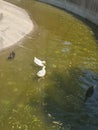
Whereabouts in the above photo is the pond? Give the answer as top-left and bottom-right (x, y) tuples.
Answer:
(0, 0), (98, 130)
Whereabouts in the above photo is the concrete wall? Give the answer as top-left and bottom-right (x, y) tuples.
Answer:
(38, 0), (98, 25)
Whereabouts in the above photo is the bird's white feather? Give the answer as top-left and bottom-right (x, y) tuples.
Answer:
(37, 66), (46, 77)
(34, 57), (46, 67)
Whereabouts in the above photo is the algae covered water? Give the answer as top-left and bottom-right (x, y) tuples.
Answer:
(0, 0), (98, 130)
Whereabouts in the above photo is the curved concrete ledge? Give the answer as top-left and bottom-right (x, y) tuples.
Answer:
(0, 0), (34, 50)
(38, 0), (98, 25)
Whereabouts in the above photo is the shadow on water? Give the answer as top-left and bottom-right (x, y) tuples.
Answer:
(70, 14), (98, 43)
(36, 0), (98, 42)
(40, 68), (98, 130)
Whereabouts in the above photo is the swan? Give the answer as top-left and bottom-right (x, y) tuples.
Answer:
(34, 57), (46, 67)
(37, 66), (46, 77)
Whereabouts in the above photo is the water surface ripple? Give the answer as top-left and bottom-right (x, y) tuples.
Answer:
(0, 0), (98, 130)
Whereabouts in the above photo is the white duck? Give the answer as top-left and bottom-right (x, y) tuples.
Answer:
(37, 66), (46, 77)
(34, 57), (46, 67)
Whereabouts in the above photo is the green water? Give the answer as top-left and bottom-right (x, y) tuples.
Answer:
(0, 0), (98, 130)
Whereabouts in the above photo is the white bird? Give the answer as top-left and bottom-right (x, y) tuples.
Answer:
(37, 66), (46, 77)
(34, 57), (46, 67)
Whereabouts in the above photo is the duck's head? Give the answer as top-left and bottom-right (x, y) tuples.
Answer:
(42, 61), (46, 64)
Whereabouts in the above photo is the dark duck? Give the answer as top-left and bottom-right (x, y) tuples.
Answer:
(84, 86), (95, 102)
(8, 51), (15, 60)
